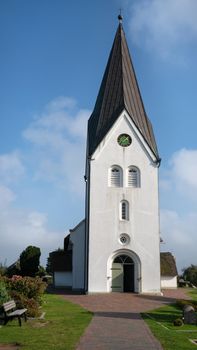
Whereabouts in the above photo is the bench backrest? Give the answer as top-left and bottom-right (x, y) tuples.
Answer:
(3, 300), (16, 312)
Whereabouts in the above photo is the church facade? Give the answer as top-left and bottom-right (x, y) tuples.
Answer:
(50, 20), (174, 294)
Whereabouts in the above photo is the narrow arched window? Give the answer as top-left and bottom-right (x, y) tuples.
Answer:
(127, 166), (140, 188)
(109, 166), (122, 187)
(120, 200), (129, 220)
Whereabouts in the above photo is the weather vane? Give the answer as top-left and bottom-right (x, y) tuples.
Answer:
(118, 8), (123, 23)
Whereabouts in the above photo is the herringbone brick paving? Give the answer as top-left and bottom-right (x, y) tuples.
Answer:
(61, 289), (190, 350)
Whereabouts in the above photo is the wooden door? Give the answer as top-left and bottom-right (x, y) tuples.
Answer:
(111, 263), (123, 292)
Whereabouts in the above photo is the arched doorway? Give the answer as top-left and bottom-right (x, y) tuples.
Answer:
(111, 255), (134, 292)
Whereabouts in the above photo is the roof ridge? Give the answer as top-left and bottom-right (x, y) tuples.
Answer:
(120, 25), (159, 158)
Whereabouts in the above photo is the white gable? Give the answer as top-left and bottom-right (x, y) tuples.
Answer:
(92, 110), (158, 164)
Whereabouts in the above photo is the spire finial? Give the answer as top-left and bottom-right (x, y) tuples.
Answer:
(118, 9), (123, 23)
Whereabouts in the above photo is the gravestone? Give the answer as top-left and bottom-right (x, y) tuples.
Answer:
(183, 305), (196, 325)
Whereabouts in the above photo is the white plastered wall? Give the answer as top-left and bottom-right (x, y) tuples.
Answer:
(54, 272), (72, 287)
(87, 110), (161, 294)
(161, 276), (177, 289)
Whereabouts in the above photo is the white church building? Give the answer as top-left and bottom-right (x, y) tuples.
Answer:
(50, 18), (177, 294)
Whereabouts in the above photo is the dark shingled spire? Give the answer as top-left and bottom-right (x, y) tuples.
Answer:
(88, 23), (159, 159)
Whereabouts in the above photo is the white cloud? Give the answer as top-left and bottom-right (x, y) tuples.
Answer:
(160, 148), (197, 271)
(161, 148), (197, 201)
(46, 96), (76, 112)
(170, 148), (197, 191)
(161, 209), (197, 271)
(0, 197), (64, 266)
(159, 178), (171, 191)
(0, 96), (89, 266)
(23, 96), (90, 195)
(0, 179), (64, 267)
(0, 185), (16, 209)
(25, 96), (88, 140)
(129, 0), (197, 60)
(0, 151), (25, 184)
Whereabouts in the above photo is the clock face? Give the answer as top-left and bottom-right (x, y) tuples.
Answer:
(117, 134), (132, 147)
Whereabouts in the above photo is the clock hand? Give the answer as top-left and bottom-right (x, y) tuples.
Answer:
(122, 136), (129, 143)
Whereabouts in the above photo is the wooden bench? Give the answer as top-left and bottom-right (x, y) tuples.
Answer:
(3, 300), (27, 326)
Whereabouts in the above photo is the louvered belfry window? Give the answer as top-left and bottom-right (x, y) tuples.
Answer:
(110, 166), (122, 187)
(127, 166), (140, 188)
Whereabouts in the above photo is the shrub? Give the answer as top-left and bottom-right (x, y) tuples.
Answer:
(176, 299), (197, 311)
(6, 275), (46, 303)
(182, 264), (197, 286)
(173, 318), (183, 327)
(0, 280), (10, 307)
(3, 275), (46, 317)
(10, 290), (40, 317)
(23, 298), (40, 317)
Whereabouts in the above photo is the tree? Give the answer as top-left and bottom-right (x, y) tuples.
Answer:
(6, 260), (21, 277)
(0, 260), (7, 276)
(20, 246), (41, 277)
(182, 264), (197, 286)
(46, 255), (52, 274)
(36, 265), (46, 277)
(46, 248), (63, 274)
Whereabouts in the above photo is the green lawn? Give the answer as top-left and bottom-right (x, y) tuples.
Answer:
(142, 289), (197, 350)
(189, 289), (197, 301)
(0, 293), (92, 350)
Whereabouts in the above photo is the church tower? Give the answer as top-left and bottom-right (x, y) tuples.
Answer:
(85, 18), (161, 294)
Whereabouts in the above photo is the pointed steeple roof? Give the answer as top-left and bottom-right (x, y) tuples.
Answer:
(88, 22), (159, 159)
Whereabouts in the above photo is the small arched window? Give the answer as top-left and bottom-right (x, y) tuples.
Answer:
(127, 166), (140, 188)
(120, 200), (129, 220)
(109, 166), (122, 187)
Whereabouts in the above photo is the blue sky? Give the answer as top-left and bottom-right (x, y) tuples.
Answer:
(0, 0), (197, 272)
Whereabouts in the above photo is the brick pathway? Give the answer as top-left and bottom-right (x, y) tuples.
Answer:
(61, 289), (190, 350)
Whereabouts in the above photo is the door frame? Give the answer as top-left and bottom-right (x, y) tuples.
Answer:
(107, 249), (141, 293)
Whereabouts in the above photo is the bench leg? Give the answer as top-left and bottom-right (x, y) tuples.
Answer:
(24, 313), (27, 322)
(18, 316), (22, 327)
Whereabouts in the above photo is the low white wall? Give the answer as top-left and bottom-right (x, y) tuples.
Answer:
(161, 276), (177, 289)
(54, 272), (72, 287)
